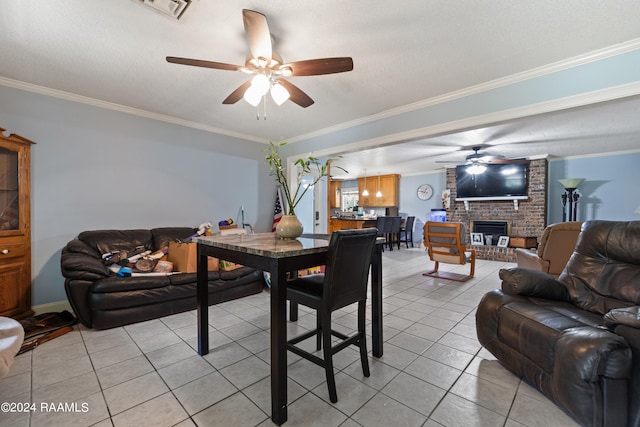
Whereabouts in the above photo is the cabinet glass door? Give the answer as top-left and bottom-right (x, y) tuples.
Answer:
(0, 147), (19, 231)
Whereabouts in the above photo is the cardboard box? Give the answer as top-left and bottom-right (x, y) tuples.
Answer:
(219, 224), (238, 230)
(167, 242), (219, 273)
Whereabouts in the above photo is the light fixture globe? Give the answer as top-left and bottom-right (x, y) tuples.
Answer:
(243, 86), (262, 106)
(362, 169), (369, 196)
(467, 164), (487, 175)
(250, 73), (270, 96)
(270, 82), (290, 106)
(558, 178), (585, 190)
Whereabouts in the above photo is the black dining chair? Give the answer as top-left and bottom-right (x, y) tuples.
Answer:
(286, 228), (377, 403)
(375, 216), (389, 251)
(379, 216), (395, 251)
(399, 216), (416, 248)
(388, 216), (402, 250)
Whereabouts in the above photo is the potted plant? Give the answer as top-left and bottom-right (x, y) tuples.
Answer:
(265, 141), (341, 238)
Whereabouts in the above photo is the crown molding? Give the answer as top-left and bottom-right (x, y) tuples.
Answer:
(2, 38), (639, 147)
(308, 80), (640, 160)
(0, 76), (265, 143)
(288, 38), (640, 144)
(549, 147), (640, 162)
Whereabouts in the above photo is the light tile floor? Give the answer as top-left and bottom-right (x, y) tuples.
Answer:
(0, 247), (580, 427)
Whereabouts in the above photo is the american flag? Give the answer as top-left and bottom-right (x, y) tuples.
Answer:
(272, 187), (284, 231)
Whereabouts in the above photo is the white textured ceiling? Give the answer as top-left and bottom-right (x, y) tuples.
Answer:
(1, 0), (640, 176)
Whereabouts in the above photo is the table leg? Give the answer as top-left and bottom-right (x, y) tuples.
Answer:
(289, 302), (299, 321)
(270, 262), (288, 425)
(196, 246), (209, 356)
(371, 243), (383, 357)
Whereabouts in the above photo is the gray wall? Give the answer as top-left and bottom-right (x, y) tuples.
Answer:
(1, 85), (274, 305)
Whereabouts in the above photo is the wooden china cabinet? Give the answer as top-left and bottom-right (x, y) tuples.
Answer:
(0, 128), (35, 319)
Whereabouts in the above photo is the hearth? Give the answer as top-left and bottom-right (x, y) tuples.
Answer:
(472, 221), (510, 245)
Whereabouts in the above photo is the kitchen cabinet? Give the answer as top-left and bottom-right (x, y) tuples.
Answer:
(0, 128), (35, 319)
(358, 174), (400, 207)
(329, 180), (341, 208)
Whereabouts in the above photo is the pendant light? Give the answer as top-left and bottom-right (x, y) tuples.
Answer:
(376, 172), (382, 198)
(362, 169), (369, 197)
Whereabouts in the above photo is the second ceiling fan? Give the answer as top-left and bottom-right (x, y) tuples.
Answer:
(166, 9), (353, 108)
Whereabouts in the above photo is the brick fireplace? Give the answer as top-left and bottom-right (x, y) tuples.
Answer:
(446, 158), (548, 262)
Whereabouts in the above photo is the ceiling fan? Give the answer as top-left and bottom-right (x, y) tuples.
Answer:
(437, 146), (506, 165)
(166, 9), (353, 108)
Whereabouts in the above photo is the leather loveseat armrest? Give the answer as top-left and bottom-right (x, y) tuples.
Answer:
(61, 239), (110, 280)
(514, 248), (549, 273)
(604, 306), (640, 329)
(499, 267), (570, 301)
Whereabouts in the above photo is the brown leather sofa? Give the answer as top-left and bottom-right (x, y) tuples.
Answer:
(61, 227), (265, 329)
(476, 220), (640, 427)
(514, 221), (582, 278)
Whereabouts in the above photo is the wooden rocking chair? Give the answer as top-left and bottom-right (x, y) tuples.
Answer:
(423, 221), (476, 282)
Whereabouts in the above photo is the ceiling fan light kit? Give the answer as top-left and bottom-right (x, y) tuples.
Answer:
(166, 9), (353, 113)
(466, 163), (487, 175)
(270, 83), (290, 106)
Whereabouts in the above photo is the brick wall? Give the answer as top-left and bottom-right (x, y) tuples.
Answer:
(445, 158), (548, 261)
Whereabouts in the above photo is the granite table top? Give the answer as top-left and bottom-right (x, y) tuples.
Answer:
(194, 232), (330, 259)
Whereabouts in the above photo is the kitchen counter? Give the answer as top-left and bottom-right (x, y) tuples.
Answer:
(329, 217), (377, 233)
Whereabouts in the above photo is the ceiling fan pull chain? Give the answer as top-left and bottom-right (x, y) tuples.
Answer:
(263, 95), (267, 120)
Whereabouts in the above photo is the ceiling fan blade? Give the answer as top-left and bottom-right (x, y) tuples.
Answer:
(278, 79), (314, 108)
(166, 56), (241, 71)
(222, 81), (252, 104)
(243, 9), (272, 61)
(282, 57), (354, 76)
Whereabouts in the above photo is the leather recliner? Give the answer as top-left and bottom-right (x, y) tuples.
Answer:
(476, 220), (640, 427)
(514, 221), (583, 278)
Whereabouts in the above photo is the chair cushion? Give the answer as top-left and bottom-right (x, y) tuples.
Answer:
(561, 220), (640, 314)
(287, 274), (324, 297)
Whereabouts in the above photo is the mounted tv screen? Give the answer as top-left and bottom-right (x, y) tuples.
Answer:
(455, 162), (529, 199)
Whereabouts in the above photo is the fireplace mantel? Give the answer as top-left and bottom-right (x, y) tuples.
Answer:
(445, 158), (548, 262)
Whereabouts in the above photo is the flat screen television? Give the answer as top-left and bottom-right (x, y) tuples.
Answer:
(455, 162), (529, 200)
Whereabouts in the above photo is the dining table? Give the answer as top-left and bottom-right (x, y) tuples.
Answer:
(194, 232), (384, 425)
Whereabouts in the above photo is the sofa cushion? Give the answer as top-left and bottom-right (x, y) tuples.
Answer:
(78, 229), (153, 256)
(496, 296), (604, 373)
(91, 275), (172, 293)
(150, 227), (196, 250)
(561, 220), (640, 314)
(91, 283), (189, 311)
(168, 267), (262, 285)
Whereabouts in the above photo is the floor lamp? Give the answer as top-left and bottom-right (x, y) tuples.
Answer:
(559, 178), (585, 222)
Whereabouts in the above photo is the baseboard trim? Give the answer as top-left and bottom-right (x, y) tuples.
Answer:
(32, 300), (73, 316)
